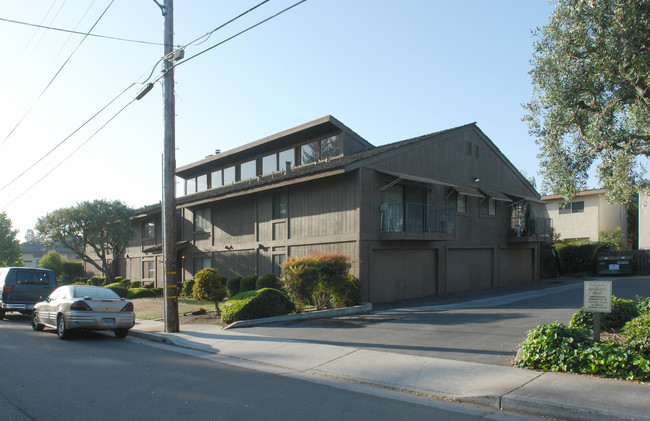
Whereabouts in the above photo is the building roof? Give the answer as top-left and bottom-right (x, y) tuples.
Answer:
(542, 189), (610, 201)
(21, 241), (75, 255)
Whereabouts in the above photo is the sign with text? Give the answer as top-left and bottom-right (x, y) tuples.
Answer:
(583, 281), (612, 313)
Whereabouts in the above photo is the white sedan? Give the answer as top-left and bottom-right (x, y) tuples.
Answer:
(32, 285), (135, 339)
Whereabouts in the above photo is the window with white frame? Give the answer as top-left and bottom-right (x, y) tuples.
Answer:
(143, 260), (155, 279)
(193, 207), (211, 232)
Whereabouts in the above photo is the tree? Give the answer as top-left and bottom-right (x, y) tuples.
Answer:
(191, 268), (227, 311)
(524, 0), (650, 203)
(35, 200), (135, 283)
(0, 212), (22, 267)
(24, 229), (36, 242)
(38, 250), (64, 278)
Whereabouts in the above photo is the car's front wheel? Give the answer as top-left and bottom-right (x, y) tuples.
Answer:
(114, 328), (129, 339)
(0, 309), (5, 320)
(57, 316), (70, 340)
(32, 312), (44, 331)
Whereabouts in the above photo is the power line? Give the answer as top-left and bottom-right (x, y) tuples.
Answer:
(0, 16), (167, 47)
(0, 97), (139, 211)
(0, 0), (116, 149)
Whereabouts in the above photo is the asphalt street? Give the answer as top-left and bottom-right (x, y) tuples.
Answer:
(234, 276), (650, 365)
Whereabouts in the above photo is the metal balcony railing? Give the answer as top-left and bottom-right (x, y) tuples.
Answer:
(509, 216), (552, 241)
(380, 202), (456, 234)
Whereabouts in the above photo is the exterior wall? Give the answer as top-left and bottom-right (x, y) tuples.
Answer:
(640, 191), (650, 250)
(544, 191), (627, 242)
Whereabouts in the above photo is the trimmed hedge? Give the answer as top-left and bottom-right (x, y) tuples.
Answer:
(240, 275), (258, 293)
(105, 283), (128, 298)
(255, 272), (279, 290)
(127, 287), (159, 299)
(555, 241), (609, 274)
(226, 277), (242, 297)
(221, 288), (295, 324)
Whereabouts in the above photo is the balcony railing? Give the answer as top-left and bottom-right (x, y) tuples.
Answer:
(509, 216), (552, 242)
(380, 202), (456, 235)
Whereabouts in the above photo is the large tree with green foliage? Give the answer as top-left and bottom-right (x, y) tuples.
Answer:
(0, 212), (22, 267)
(35, 200), (135, 283)
(524, 0), (650, 203)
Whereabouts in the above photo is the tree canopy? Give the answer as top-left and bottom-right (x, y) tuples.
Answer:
(35, 200), (135, 283)
(524, 0), (650, 203)
(0, 211), (22, 267)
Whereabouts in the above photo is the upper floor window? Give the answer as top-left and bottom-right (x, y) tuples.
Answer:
(480, 198), (496, 216)
(193, 207), (211, 232)
(223, 166), (236, 185)
(321, 135), (342, 159)
(262, 154), (277, 174)
(559, 201), (584, 214)
(240, 159), (257, 180)
(143, 221), (155, 240)
(278, 149), (294, 171)
(197, 174), (208, 192)
(301, 141), (319, 164)
(186, 178), (196, 195)
(273, 191), (288, 219)
(456, 193), (467, 214)
(211, 170), (223, 188)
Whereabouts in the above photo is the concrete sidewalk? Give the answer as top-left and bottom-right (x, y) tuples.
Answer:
(130, 318), (650, 421)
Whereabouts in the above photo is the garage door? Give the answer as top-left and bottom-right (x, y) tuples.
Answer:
(499, 248), (533, 286)
(369, 249), (437, 303)
(446, 248), (493, 293)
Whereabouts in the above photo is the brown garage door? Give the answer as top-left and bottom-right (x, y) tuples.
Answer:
(369, 249), (437, 303)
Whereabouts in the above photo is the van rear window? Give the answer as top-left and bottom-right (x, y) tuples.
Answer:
(16, 271), (51, 285)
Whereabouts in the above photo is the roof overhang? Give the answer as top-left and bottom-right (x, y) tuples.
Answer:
(480, 188), (513, 202)
(376, 170), (456, 191)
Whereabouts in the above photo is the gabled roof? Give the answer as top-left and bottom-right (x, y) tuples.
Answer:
(542, 189), (610, 201)
(21, 241), (75, 255)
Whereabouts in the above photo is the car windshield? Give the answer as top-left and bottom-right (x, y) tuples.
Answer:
(72, 286), (120, 299)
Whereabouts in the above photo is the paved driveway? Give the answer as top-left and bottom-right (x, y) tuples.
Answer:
(237, 276), (650, 366)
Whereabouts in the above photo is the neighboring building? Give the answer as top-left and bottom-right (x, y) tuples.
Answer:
(639, 191), (650, 250)
(542, 189), (627, 242)
(21, 241), (83, 268)
(120, 116), (550, 303)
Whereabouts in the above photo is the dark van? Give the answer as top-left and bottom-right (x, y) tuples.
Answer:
(0, 267), (57, 319)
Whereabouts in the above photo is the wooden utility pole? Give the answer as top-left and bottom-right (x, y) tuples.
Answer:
(161, 0), (179, 332)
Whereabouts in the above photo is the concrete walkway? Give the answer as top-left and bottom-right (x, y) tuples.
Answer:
(131, 317), (650, 421)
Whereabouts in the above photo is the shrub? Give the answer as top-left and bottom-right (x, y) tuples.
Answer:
(514, 322), (593, 372)
(226, 277), (242, 297)
(88, 276), (105, 286)
(622, 314), (650, 353)
(279, 252), (358, 310)
(637, 296), (650, 316)
(130, 280), (142, 288)
(221, 288), (295, 324)
(104, 283), (128, 298)
(256, 273), (279, 290)
(61, 262), (83, 284)
(182, 279), (195, 297)
(569, 296), (639, 331)
(127, 287), (159, 299)
(192, 268), (227, 308)
(38, 250), (64, 277)
(240, 275), (258, 293)
(555, 241), (609, 274)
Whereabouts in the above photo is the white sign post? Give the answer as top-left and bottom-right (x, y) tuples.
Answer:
(583, 281), (612, 341)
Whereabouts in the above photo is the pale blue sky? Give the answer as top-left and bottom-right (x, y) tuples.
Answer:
(0, 0), (563, 237)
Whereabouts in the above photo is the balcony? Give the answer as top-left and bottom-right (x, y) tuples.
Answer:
(379, 203), (456, 240)
(508, 216), (552, 243)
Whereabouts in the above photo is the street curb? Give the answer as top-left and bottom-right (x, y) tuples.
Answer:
(223, 302), (373, 329)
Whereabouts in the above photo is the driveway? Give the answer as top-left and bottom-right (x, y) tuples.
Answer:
(236, 276), (650, 366)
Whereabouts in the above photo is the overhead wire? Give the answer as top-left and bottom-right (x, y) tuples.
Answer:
(0, 16), (169, 47)
(1, 0), (311, 208)
(0, 0), (116, 148)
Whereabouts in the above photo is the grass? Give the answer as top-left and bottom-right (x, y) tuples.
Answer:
(132, 297), (215, 320)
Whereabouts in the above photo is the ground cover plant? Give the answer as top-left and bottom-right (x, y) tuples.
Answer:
(220, 288), (295, 324)
(514, 296), (650, 381)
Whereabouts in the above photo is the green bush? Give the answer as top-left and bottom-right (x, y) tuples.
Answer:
(104, 283), (128, 298)
(622, 314), (650, 353)
(226, 277), (242, 297)
(127, 287), (159, 299)
(88, 276), (105, 286)
(240, 275), (258, 293)
(130, 280), (142, 288)
(182, 279), (194, 296)
(60, 262), (83, 284)
(256, 273), (279, 290)
(636, 296), (650, 316)
(221, 288), (295, 324)
(192, 268), (227, 308)
(279, 252), (358, 310)
(569, 296), (639, 331)
(555, 241), (609, 274)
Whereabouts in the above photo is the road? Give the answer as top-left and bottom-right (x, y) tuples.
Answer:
(0, 316), (538, 421)
(237, 276), (650, 366)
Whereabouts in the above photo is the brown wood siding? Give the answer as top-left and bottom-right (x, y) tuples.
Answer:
(446, 248), (493, 293)
(213, 197), (256, 245)
(213, 249), (256, 278)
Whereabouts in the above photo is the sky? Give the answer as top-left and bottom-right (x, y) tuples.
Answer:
(0, 0), (569, 240)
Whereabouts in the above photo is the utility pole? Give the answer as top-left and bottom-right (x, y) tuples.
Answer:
(161, 0), (179, 332)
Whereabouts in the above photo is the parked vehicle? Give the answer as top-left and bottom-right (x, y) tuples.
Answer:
(0, 267), (57, 319)
(32, 285), (135, 340)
